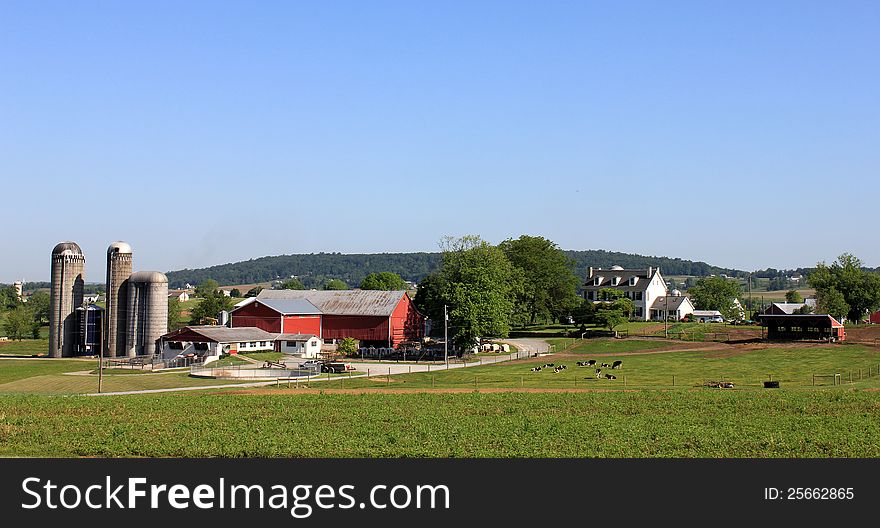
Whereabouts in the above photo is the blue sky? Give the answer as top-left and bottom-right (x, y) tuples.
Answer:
(1, 1), (878, 282)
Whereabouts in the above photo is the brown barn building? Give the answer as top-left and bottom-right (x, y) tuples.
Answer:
(231, 290), (424, 347)
(761, 314), (846, 342)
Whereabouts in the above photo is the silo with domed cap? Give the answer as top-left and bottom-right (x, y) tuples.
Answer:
(105, 241), (133, 358)
(49, 242), (85, 358)
(126, 271), (168, 356)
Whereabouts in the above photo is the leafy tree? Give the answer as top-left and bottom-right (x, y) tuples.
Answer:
(413, 272), (446, 328)
(194, 279), (219, 298)
(598, 288), (625, 301)
(337, 337), (358, 355)
(26, 291), (51, 324)
(808, 254), (880, 322)
(281, 278), (306, 290)
(0, 285), (22, 311)
(594, 309), (627, 332)
(4, 306), (38, 340)
(498, 235), (581, 325)
(245, 286), (263, 297)
(168, 298), (183, 331)
(324, 279), (348, 290)
(433, 236), (522, 349)
(795, 304), (814, 315)
(189, 293), (235, 325)
(229, 288), (241, 298)
(688, 276), (742, 315)
(816, 287), (849, 322)
(572, 298), (596, 326)
(785, 290), (803, 303)
(360, 272), (407, 291)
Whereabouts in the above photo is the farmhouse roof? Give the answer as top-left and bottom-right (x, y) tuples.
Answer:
(650, 296), (693, 310)
(275, 333), (318, 341)
(162, 326), (276, 343)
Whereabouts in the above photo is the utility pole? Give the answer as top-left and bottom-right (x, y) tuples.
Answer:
(748, 272), (753, 319)
(444, 304), (448, 367)
(664, 294), (669, 339)
(97, 306), (103, 394)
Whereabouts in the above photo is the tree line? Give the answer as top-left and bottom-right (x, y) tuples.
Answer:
(163, 249), (743, 289)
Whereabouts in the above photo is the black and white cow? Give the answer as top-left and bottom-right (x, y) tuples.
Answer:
(612, 360), (622, 369)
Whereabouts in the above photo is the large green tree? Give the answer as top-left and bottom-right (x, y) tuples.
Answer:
(688, 276), (741, 316)
(413, 273), (446, 323)
(26, 291), (51, 324)
(281, 278), (306, 290)
(499, 235), (581, 325)
(429, 236), (522, 349)
(189, 292), (235, 325)
(785, 290), (803, 303)
(324, 279), (348, 290)
(4, 306), (38, 340)
(194, 279), (220, 298)
(360, 272), (407, 291)
(168, 298), (184, 331)
(816, 287), (848, 321)
(808, 254), (880, 322)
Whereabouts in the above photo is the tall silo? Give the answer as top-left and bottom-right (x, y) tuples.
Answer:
(49, 242), (85, 358)
(126, 271), (168, 357)
(105, 241), (133, 358)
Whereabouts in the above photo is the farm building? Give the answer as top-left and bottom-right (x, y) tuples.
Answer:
(764, 301), (815, 315)
(159, 326), (277, 362)
(761, 314), (845, 342)
(276, 334), (322, 357)
(231, 289), (424, 347)
(649, 296), (695, 321)
(691, 310), (724, 322)
(870, 311), (880, 324)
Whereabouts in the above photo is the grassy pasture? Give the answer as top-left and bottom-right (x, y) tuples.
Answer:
(2, 391), (880, 457)
(0, 338), (49, 356)
(329, 341), (880, 390)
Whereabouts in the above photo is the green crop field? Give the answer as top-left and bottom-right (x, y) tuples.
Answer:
(1, 390), (880, 457)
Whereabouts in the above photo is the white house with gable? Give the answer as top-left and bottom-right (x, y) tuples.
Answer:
(583, 266), (670, 321)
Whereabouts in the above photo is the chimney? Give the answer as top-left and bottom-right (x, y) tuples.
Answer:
(647, 266), (653, 277)
(588, 267), (593, 278)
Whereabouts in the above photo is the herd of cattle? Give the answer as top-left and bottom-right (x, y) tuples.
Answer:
(529, 359), (623, 380)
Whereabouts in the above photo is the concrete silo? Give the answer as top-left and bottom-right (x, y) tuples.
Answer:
(126, 271), (168, 356)
(49, 242), (85, 358)
(105, 241), (133, 358)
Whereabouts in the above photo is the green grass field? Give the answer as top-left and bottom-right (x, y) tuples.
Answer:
(329, 340), (880, 390)
(0, 338), (49, 356)
(0, 359), (248, 394)
(2, 390), (879, 457)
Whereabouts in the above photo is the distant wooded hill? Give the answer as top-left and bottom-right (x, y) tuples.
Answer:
(164, 250), (746, 289)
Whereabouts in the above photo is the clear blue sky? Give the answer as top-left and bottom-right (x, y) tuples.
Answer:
(2, 1), (878, 282)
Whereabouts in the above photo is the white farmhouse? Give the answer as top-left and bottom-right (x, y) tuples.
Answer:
(583, 266), (669, 321)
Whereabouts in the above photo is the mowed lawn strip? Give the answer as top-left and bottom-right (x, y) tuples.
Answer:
(2, 391), (880, 457)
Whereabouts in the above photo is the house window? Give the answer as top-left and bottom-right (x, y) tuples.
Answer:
(587, 291), (595, 300)
(310, 341), (318, 347)
(635, 292), (643, 300)
(594, 277), (601, 286)
(287, 341), (296, 346)
(629, 277), (637, 286)
(612, 277), (621, 286)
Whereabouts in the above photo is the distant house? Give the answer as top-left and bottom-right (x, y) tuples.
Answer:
(83, 293), (100, 304)
(649, 296), (695, 321)
(168, 290), (191, 302)
(584, 266), (668, 321)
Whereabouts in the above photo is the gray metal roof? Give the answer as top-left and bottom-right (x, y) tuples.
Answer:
(276, 333), (318, 341)
(770, 302), (807, 315)
(258, 289), (408, 316)
(167, 326), (276, 343)
(107, 241), (132, 254)
(258, 298), (322, 315)
(584, 268), (659, 290)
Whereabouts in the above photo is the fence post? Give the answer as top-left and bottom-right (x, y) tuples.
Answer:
(520, 376), (523, 388)
(432, 375), (435, 388)
(672, 375), (675, 387)
(812, 374), (815, 386)
(474, 376), (477, 388)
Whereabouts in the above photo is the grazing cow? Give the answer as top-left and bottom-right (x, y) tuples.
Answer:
(553, 366), (563, 373)
(576, 361), (585, 367)
(612, 360), (622, 369)
(587, 360), (596, 367)
(530, 366), (542, 372)
(605, 374), (616, 380)
(601, 363), (610, 368)
(595, 369), (602, 379)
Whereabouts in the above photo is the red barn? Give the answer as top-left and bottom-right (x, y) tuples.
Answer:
(231, 290), (424, 347)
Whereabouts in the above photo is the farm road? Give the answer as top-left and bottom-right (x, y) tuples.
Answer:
(85, 338), (548, 396)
